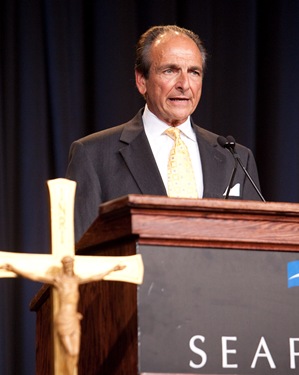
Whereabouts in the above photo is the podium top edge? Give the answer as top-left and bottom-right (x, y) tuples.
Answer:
(98, 195), (299, 216)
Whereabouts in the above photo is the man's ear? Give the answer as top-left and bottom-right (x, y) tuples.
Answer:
(135, 70), (147, 96)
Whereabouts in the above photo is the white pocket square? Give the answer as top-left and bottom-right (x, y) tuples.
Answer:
(223, 183), (240, 197)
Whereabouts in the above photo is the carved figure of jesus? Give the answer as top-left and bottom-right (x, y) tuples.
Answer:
(1, 256), (125, 374)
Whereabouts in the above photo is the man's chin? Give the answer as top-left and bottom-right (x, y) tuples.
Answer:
(167, 111), (192, 125)
(168, 116), (190, 126)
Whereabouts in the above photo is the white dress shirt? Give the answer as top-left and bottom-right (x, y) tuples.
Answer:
(143, 105), (203, 198)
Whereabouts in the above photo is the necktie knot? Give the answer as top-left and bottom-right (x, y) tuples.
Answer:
(164, 127), (181, 141)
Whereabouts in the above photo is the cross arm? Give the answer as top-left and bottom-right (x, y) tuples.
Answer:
(0, 251), (61, 281)
(75, 254), (144, 285)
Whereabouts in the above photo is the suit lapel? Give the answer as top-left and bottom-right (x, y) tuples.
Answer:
(194, 125), (231, 198)
(119, 111), (167, 196)
(118, 111), (231, 199)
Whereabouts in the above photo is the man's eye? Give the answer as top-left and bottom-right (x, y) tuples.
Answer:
(164, 69), (174, 74)
(191, 70), (201, 76)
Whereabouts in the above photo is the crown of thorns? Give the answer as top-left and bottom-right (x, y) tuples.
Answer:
(61, 256), (74, 264)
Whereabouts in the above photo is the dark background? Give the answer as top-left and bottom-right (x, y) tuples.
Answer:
(1, 1), (299, 374)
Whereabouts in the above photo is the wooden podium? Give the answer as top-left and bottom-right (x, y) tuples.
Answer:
(31, 195), (299, 375)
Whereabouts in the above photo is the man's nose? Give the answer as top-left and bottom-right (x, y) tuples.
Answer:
(175, 71), (190, 91)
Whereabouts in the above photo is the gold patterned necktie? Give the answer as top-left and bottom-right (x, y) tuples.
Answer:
(164, 127), (198, 199)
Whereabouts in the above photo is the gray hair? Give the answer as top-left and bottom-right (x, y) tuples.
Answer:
(135, 25), (207, 79)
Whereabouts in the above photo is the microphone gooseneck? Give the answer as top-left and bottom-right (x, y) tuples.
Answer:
(217, 135), (266, 202)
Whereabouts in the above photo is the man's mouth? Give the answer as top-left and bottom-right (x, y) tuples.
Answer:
(169, 97), (189, 101)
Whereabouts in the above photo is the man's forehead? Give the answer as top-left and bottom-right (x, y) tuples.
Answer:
(151, 46), (203, 70)
(152, 33), (201, 58)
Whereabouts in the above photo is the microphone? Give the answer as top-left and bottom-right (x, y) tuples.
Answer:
(217, 135), (266, 202)
(217, 136), (238, 199)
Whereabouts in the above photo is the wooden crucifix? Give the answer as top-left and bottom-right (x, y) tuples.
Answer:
(0, 178), (144, 375)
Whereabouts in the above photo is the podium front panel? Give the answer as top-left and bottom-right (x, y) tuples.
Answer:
(138, 245), (299, 375)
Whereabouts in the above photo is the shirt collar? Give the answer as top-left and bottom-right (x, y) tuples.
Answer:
(143, 104), (196, 142)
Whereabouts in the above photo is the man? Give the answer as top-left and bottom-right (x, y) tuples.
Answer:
(66, 25), (261, 241)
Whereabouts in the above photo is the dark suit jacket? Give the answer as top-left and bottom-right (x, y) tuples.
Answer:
(66, 109), (262, 241)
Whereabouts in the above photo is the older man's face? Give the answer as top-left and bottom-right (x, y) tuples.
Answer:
(135, 33), (203, 126)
